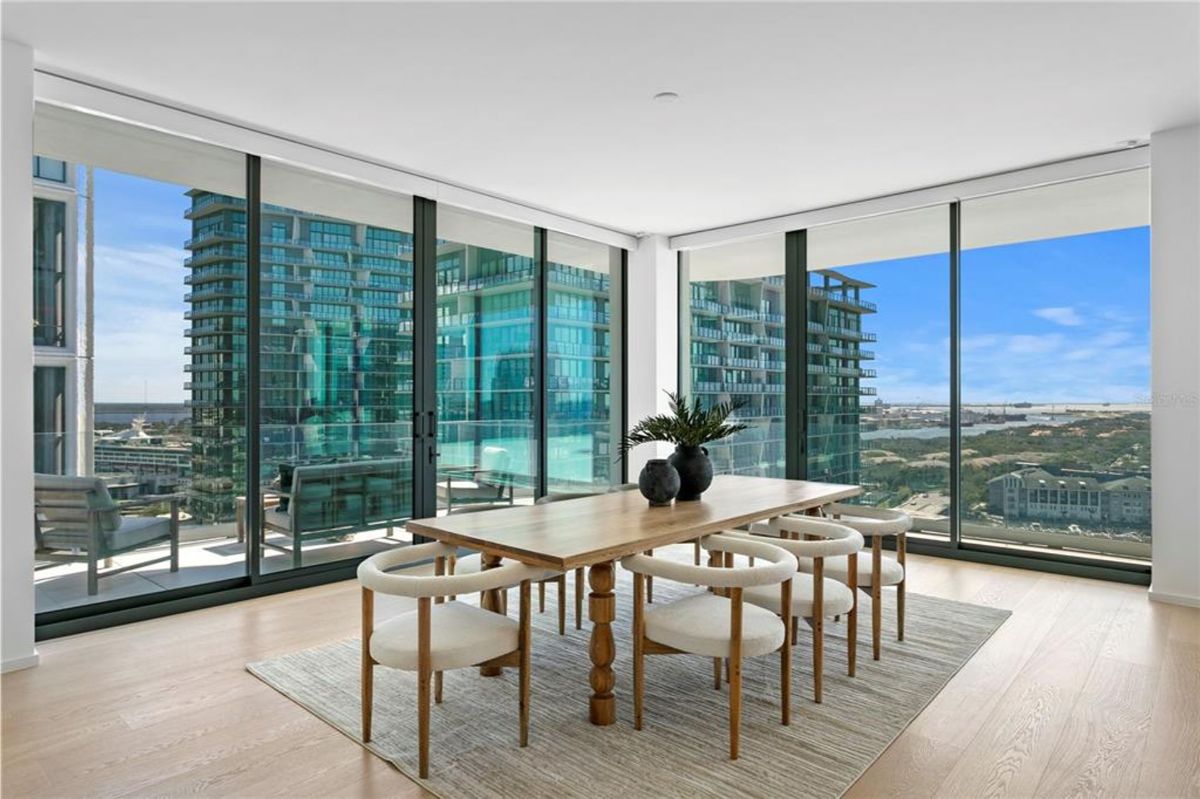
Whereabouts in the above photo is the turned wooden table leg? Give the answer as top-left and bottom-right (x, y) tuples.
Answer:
(480, 553), (505, 677)
(588, 560), (616, 725)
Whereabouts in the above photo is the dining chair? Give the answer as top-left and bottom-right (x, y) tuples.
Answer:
(358, 541), (550, 777)
(819, 503), (911, 660)
(445, 503), (568, 632)
(730, 516), (864, 702)
(621, 533), (797, 760)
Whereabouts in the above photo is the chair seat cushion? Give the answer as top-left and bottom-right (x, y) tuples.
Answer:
(436, 479), (504, 499)
(104, 515), (172, 553)
(802, 554), (904, 587)
(744, 574), (854, 619)
(370, 601), (519, 672)
(643, 593), (785, 659)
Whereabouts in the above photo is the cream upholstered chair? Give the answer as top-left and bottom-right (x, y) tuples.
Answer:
(731, 516), (864, 702)
(358, 541), (550, 777)
(622, 533), (797, 760)
(442, 504), (570, 633)
(819, 503), (911, 660)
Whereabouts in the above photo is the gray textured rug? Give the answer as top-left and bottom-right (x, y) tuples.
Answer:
(248, 570), (1008, 799)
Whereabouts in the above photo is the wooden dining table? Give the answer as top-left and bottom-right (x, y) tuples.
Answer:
(405, 474), (861, 726)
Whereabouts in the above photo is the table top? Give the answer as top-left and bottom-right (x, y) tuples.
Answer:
(405, 475), (861, 570)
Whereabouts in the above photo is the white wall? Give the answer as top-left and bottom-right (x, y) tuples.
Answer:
(624, 235), (678, 478)
(1149, 123), (1200, 608)
(1, 39), (39, 672)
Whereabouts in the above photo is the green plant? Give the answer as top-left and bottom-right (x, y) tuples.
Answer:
(617, 391), (749, 460)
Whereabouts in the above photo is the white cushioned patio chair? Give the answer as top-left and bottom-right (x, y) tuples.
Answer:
(621, 533), (797, 760)
(731, 516), (864, 702)
(819, 503), (911, 660)
(358, 542), (551, 778)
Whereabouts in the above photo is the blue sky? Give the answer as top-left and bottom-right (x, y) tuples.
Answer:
(84, 167), (1151, 407)
(840, 226), (1151, 405)
(87, 167), (192, 402)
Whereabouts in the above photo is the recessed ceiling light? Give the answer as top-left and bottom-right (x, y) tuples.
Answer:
(653, 91), (680, 104)
(1118, 139), (1143, 148)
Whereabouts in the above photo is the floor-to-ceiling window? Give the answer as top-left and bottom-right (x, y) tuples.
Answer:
(32, 104), (248, 611)
(960, 171), (1151, 562)
(435, 207), (538, 512)
(546, 232), (623, 493)
(680, 235), (787, 477)
(807, 206), (951, 538)
(255, 162), (414, 573)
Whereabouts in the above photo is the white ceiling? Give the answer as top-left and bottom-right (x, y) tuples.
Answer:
(4, 2), (1198, 236)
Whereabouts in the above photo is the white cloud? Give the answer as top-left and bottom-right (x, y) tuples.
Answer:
(1033, 306), (1084, 327)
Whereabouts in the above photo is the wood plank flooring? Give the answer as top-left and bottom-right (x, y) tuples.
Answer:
(3, 551), (1198, 798)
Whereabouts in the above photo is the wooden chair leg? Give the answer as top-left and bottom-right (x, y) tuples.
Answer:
(847, 552), (858, 678)
(645, 550), (654, 603)
(693, 539), (701, 566)
(434, 557), (444, 703)
(633, 573), (645, 730)
(713, 658), (722, 690)
(574, 567), (584, 630)
(557, 574), (566, 636)
(362, 587), (374, 742)
(781, 577), (792, 726)
(729, 587), (743, 761)
(872, 535), (882, 661)
(813, 557), (825, 704)
(538, 580), (546, 613)
(519, 579), (531, 747)
(417, 597), (432, 779)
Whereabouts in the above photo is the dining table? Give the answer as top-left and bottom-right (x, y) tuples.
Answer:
(405, 474), (861, 726)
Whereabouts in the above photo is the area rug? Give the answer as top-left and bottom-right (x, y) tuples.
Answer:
(248, 571), (1009, 799)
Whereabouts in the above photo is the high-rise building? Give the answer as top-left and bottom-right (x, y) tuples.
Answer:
(806, 270), (877, 484)
(689, 270), (875, 483)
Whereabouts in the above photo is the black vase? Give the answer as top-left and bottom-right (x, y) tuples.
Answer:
(638, 459), (680, 507)
(669, 444), (713, 501)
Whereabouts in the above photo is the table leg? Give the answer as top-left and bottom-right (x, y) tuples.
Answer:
(480, 553), (505, 677)
(588, 560), (616, 725)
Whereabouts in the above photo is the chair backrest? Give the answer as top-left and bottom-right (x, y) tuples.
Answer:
(621, 533), (796, 589)
(289, 459), (409, 535)
(34, 474), (121, 551)
(358, 541), (551, 598)
(823, 503), (912, 536)
(740, 516), (863, 559)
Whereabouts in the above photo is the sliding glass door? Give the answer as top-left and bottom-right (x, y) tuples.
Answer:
(33, 105), (248, 612)
(254, 162), (414, 573)
(546, 232), (624, 494)
(433, 208), (538, 514)
(960, 172), (1151, 563)
(679, 235), (788, 477)
(806, 206), (951, 539)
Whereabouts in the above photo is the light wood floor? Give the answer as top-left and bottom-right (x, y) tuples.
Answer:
(3, 552), (1198, 798)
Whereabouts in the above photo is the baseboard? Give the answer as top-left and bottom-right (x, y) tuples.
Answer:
(1, 651), (40, 673)
(1148, 587), (1200, 608)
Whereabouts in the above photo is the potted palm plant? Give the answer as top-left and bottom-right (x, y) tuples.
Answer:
(618, 391), (748, 503)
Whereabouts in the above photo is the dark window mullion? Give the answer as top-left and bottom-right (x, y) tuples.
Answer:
(785, 229), (808, 480)
(534, 227), (548, 498)
(949, 201), (962, 547)
(245, 154), (262, 578)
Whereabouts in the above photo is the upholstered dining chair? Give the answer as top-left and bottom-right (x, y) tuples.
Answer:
(358, 541), (550, 777)
(731, 516), (864, 702)
(819, 503), (911, 660)
(442, 503), (569, 632)
(621, 534), (797, 760)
